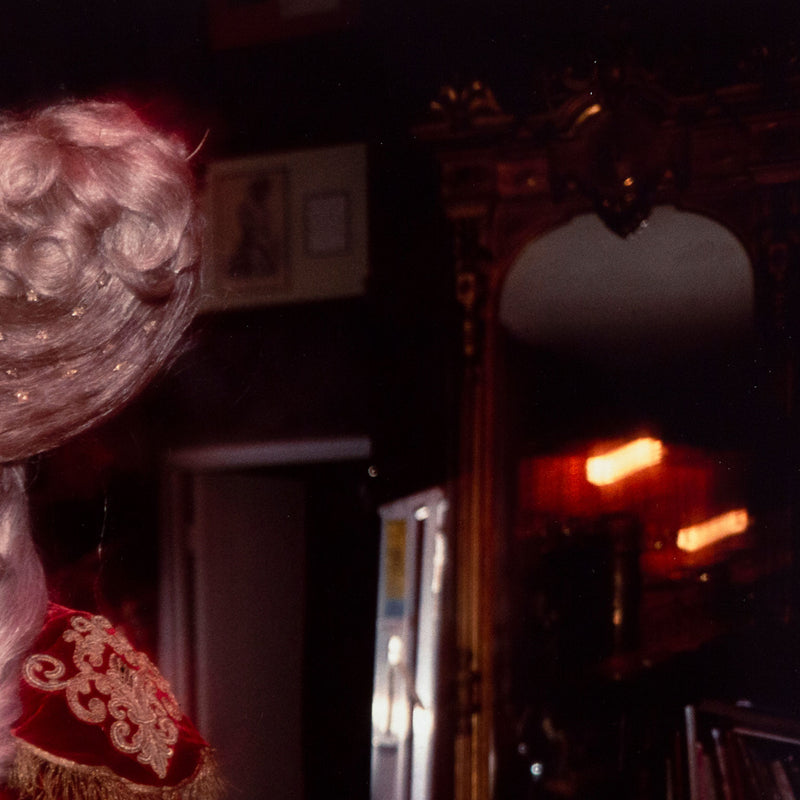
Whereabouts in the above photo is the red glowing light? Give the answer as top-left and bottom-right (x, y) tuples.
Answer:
(586, 437), (664, 486)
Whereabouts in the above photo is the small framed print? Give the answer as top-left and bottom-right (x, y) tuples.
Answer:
(204, 144), (367, 311)
(304, 191), (350, 257)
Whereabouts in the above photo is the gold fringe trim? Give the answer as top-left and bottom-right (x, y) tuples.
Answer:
(9, 739), (226, 800)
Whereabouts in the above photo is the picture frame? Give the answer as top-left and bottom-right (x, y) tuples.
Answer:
(203, 143), (368, 311)
(208, 0), (359, 49)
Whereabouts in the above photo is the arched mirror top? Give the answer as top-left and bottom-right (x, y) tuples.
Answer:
(498, 206), (753, 367)
(492, 204), (766, 462)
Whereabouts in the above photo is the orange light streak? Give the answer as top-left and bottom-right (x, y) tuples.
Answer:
(585, 437), (664, 486)
(676, 509), (749, 552)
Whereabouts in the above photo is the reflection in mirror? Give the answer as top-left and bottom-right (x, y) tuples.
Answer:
(500, 206), (753, 368)
(499, 205), (760, 451)
(494, 206), (794, 797)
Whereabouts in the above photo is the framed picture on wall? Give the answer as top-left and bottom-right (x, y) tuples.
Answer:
(203, 143), (367, 311)
(208, 0), (359, 49)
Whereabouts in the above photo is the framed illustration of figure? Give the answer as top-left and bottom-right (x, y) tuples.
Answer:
(211, 167), (290, 291)
(204, 144), (368, 311)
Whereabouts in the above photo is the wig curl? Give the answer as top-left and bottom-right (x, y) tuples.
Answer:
(0, 100), (201, 463)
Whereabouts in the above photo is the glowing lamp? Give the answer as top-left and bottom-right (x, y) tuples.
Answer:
(676, 509), (749, 553)
(586, 437), (664, 486)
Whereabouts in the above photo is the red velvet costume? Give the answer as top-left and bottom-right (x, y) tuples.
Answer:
(4, 605), (221, 800)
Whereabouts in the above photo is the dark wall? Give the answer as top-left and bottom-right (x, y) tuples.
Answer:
(160, 300), (375, 446)
(4, 1), (800, 147)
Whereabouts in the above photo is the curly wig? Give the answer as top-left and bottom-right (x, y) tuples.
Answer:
(0, 100), (201, 462)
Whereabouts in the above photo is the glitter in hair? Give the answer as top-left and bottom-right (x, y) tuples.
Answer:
(0, 100), (201, 462)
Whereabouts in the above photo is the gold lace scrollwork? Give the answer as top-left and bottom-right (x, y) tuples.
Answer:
(23, 614), (183, 779)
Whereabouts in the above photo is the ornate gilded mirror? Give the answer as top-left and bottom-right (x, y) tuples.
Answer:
(420, 66), (800, 798)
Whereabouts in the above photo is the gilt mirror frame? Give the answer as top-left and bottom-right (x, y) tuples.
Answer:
(418, 75), (800, 800)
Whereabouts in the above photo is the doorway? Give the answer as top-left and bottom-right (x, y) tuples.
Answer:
(160, 437), (378, 800)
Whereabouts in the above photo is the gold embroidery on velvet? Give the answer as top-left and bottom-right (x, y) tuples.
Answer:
(22, 615), (183, 779)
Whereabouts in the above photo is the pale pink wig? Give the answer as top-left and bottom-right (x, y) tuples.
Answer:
(0, 100), (201, 779)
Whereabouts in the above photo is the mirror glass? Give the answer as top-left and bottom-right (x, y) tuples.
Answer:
(499, 205), (757, 450)
(500, 206), (753, 369)
(493, 206), (792, 795)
